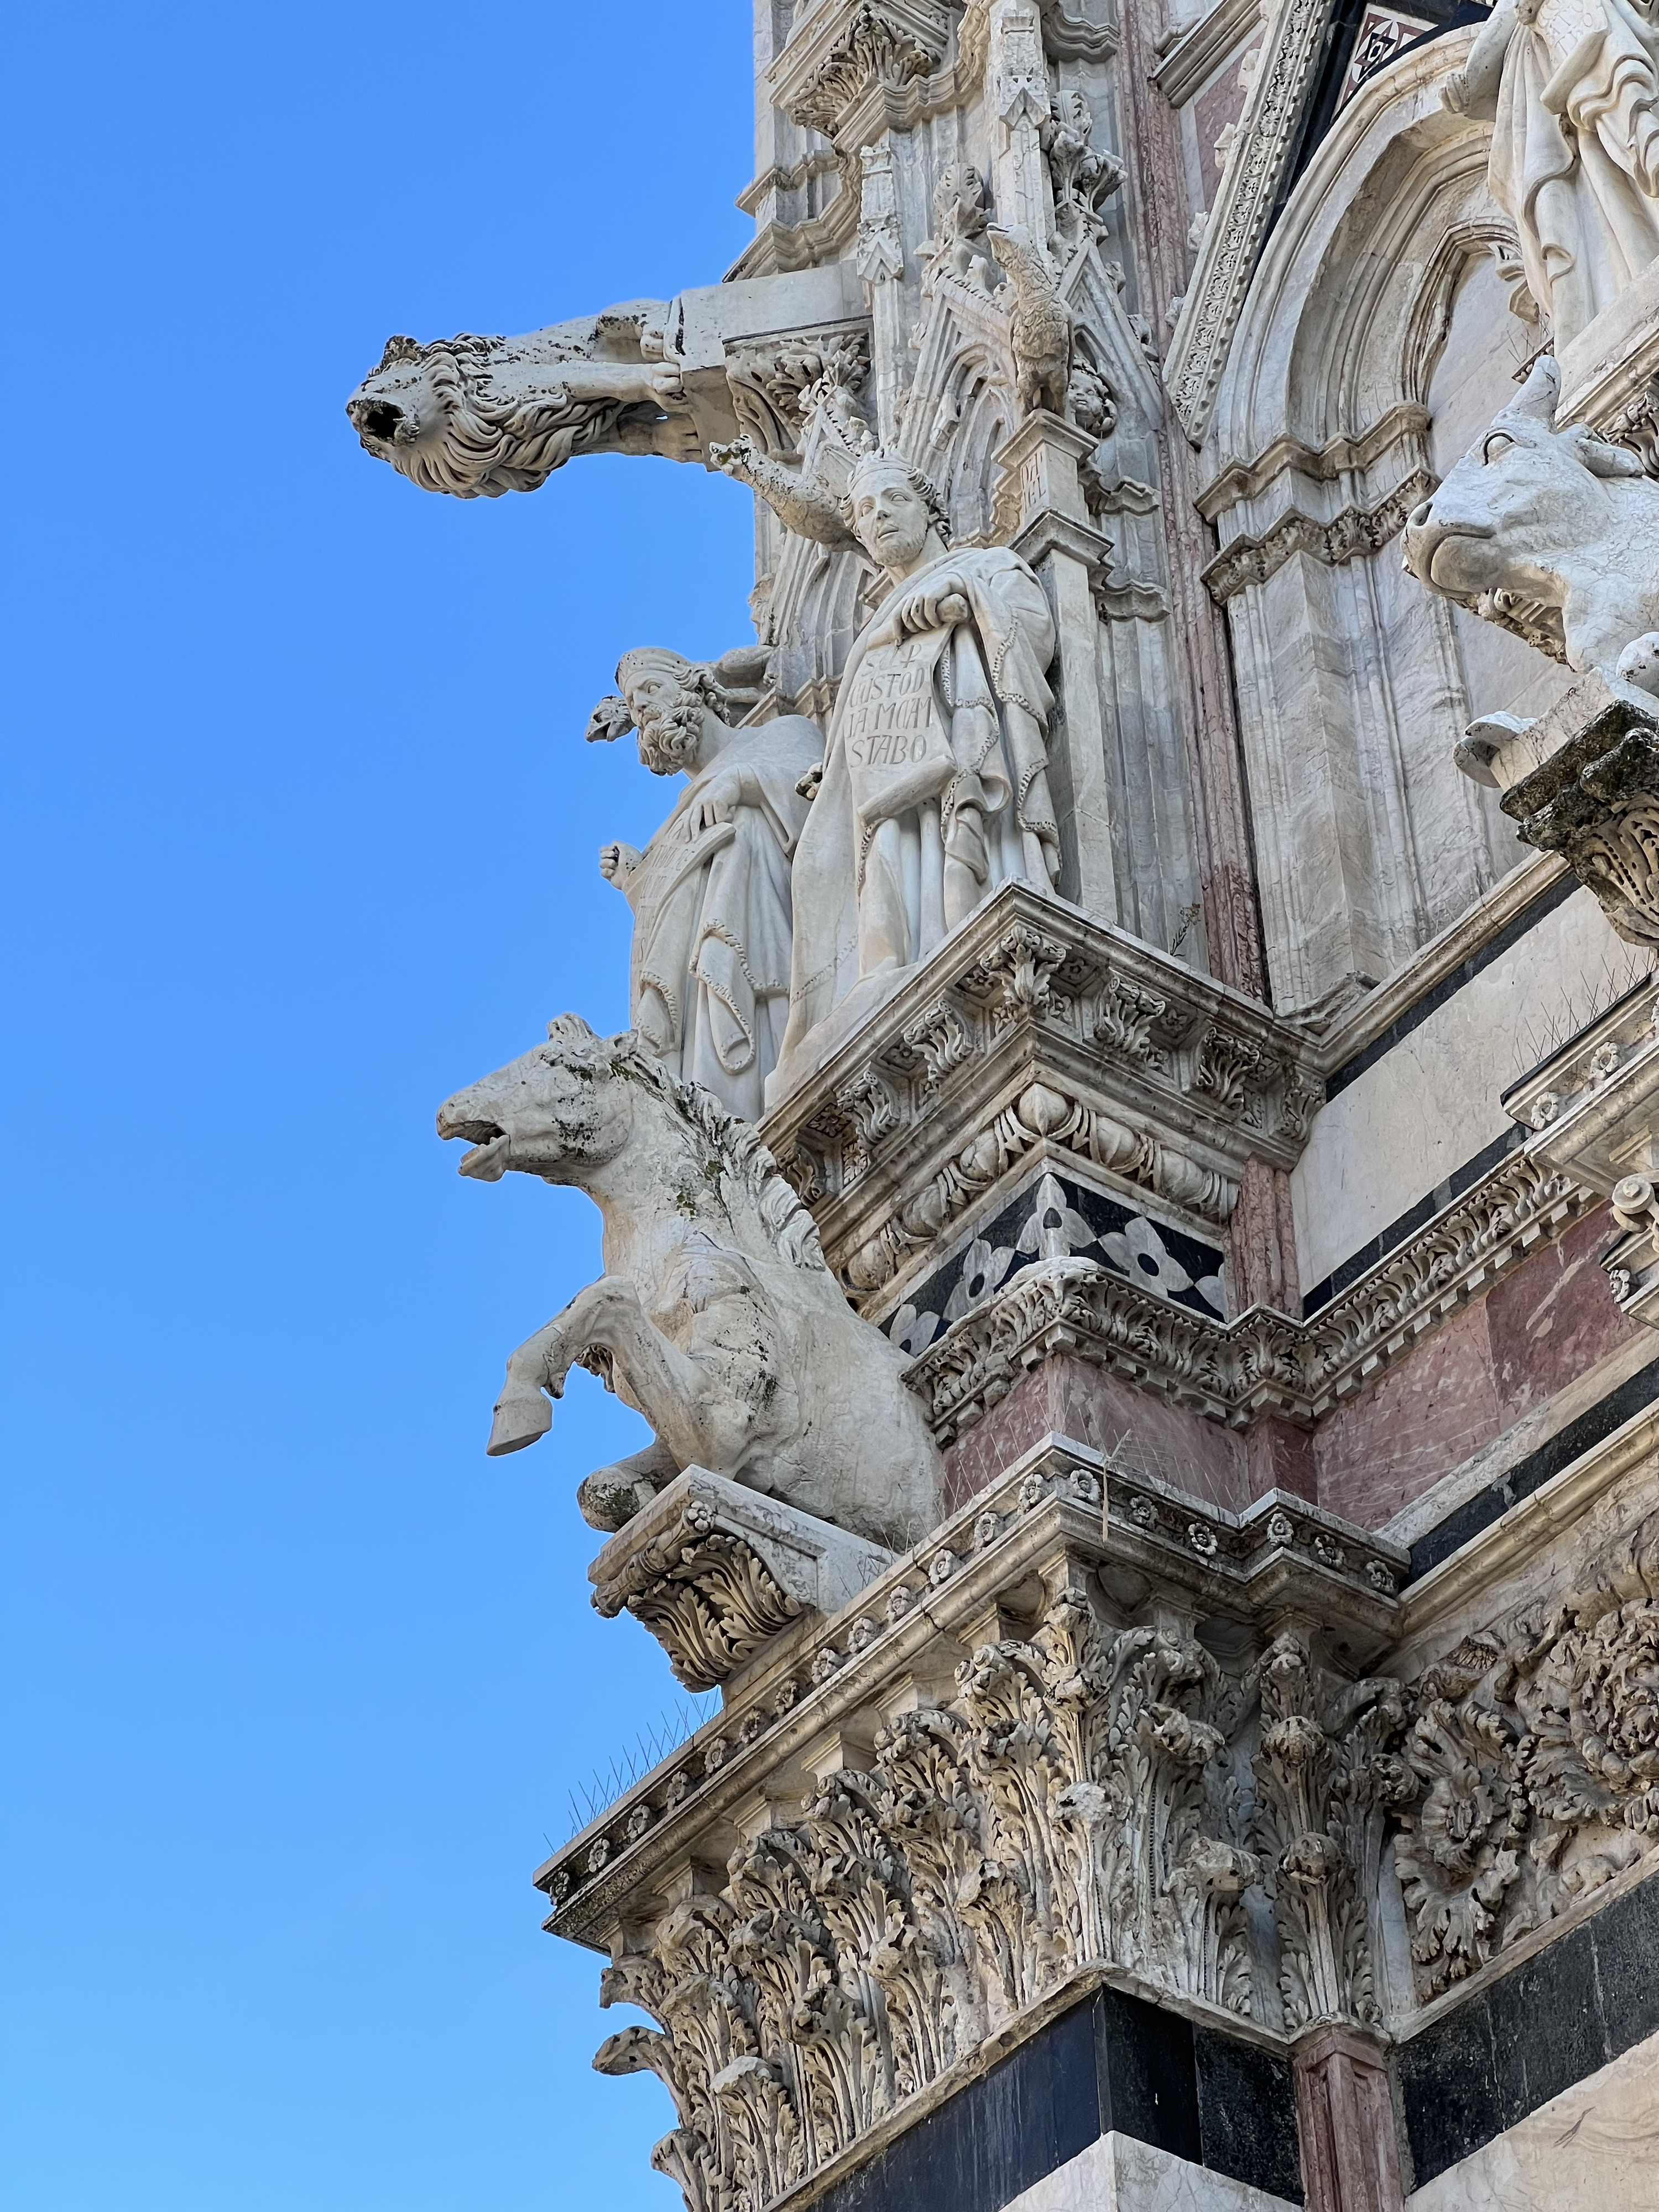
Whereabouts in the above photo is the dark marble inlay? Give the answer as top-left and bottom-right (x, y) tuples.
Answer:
(1406, 1357), (1659, 1582)
(814, 1987), (1302, 2211)
(1399, 1866), (1659, 2187)
(885, 1168), (1228, 1358)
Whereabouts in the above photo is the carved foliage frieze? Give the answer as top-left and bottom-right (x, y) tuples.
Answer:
(1392, 1519), (1659, 1999)
(592, 1580), (1275, 2212)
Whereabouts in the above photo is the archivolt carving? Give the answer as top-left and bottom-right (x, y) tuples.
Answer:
(1393, 1520), (1659, 1999)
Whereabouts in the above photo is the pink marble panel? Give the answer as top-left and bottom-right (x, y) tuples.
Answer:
(1485, 1204), (1642, 1425)
(940, 1354), (1248, 1515)
(1312, 1300), (1503, 1530)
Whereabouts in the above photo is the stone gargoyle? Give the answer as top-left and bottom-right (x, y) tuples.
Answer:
(435, 1015), (942, 1546)
(346, 304), (695, 498)
(1402, 356), (1659, 688)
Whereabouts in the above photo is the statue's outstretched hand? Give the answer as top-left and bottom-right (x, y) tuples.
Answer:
(600, 841), (641, 885)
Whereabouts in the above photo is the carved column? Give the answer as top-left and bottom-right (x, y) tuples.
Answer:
(994, 410), (1121, 922)
(987, 0), (1053, 238)
(1293, 2026), (1406, 2212)
(856, 141), (906, 444)
(1115, 0), (1268, 998)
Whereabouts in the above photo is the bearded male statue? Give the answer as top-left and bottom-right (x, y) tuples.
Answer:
(587, 648), (822, 1122)
(771, 449), (1062, 1093)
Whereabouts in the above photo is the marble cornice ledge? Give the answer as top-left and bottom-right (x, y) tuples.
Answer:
(1196, 405), (1431, 520)
(1201, 468), (1437, 602)
(539, 1432), (1404, 1951)
(759, 880), (1323, 1299)
(905, 1145), (1590, 1439)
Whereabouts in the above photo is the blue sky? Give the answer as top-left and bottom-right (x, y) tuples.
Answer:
(2, 7), (760, 2205)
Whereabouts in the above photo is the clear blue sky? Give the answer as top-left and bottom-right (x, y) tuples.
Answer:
(3, 7), (760, 2206)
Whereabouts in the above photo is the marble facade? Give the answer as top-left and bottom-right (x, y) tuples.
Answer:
(351, 0), (1659, 2206)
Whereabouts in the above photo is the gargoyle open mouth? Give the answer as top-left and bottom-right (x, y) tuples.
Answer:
(442, 1119), (511, 1179)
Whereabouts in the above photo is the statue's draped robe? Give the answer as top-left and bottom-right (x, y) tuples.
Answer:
(1483, 0), (1659, 346)
(624, 716), (820, 1121)
(780, 546), (1060, 1063)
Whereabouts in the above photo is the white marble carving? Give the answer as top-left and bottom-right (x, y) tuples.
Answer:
(1443, 0), (1659, 354)
(435, 1016), (941, 1543)
(346, 310), (693, 495)
(587, 646), (821, 1120)
(773, 449), (1061, 1092)
(1395, 1515), (1659, 1996)
(1402, 357), (1659, 682)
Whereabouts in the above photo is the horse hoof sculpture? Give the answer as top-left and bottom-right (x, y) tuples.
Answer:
(436, 1015), (943, 1548)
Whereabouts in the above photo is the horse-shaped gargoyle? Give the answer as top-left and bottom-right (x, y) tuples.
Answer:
(436, 1015), (942, 1546)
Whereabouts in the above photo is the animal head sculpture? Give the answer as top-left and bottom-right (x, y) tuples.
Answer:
(346, 311), (685, 498)
(436, 1015), (826, 1269)
(1402, 357), (1659, 680)
(346, 333), (586, 498)
(436, 1015), (634, 1179)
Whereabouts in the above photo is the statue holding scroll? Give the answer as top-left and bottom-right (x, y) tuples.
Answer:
(774, 450), (1062, 1084)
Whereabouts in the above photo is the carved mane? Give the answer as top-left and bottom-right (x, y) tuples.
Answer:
(609, 1036), (826, 1272)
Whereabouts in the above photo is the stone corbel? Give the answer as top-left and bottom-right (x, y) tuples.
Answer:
(589, 1468), (896, 1692)
(1495, 682), (1659, 948)
(770, 0), (954, 147)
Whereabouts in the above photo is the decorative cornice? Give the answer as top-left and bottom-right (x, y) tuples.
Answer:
(1202, 468), (1436, 601)
(904, 1147), (1591, 1440)
(759, 882), (1323, 1300)
(1161, 0), (1332, 444)
(1197, 403), (1431, 519)
(545, 1433), (1409, 2212)
(770, 0), (954, 144)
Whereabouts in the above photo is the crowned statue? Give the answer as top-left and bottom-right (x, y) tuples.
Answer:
(773, 448), (1062, 1088)
(588, 646), (821, 1121)
(1446, 0), (1659, 350)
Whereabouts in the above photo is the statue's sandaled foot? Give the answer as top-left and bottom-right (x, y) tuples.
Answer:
(487, 1383), (553, 1455)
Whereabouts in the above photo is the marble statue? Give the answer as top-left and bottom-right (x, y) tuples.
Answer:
(776, 447), (1062, 1081)
(1444, 0), (1659, 350)
(1402, 356), (1659, 680)
(435, 1015), (942, 1545)
(346, 307), (693, 497)
(587, 647), (821, 1122)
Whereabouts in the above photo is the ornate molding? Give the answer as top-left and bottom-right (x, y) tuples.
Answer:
(1499, 692), (1659, 950)
(761, 882), (1323, 1305)
(546, 1437), (1408, 2212)
(1162, 0), (1331, 444)
(589, 1469), (899, 1691)
(1394, 1517), (1659, 1999)
(1202, 469), (1438, 601)
(904, 1147), (1590, 1441)
(771, 1), (954, 144)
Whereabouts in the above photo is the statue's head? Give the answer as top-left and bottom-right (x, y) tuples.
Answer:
(844, 451), (950, 573)
(614, 647), (728, 775)
(436, 1015), (634, 1182)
